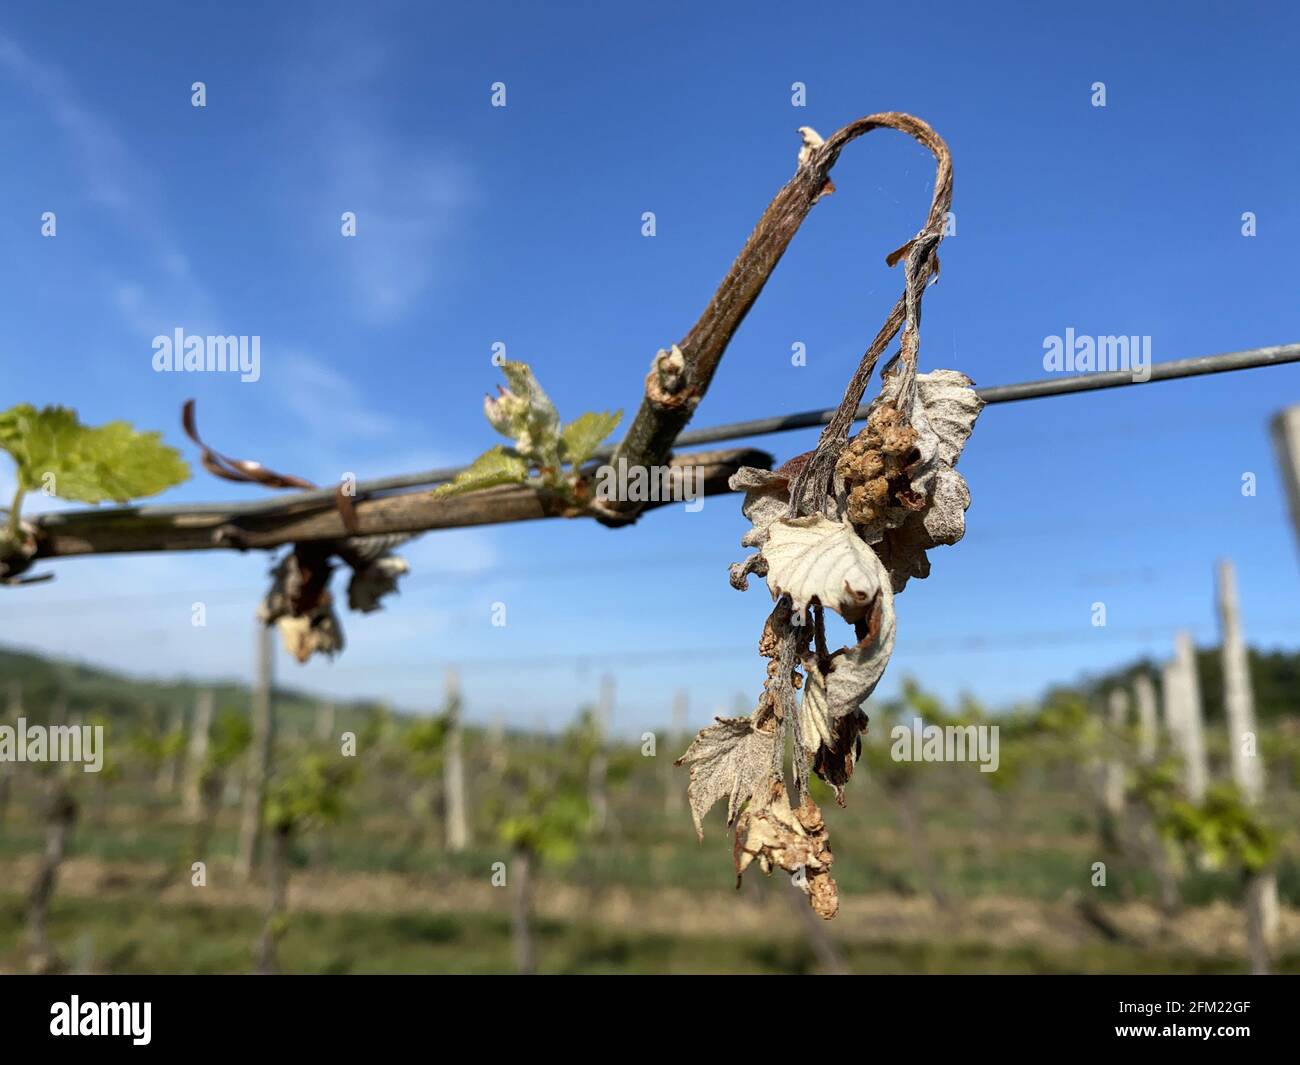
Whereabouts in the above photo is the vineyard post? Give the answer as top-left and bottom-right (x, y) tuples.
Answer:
(1270, 405), (1300, 565)
(1103, 689), (1129, 823)
(309, 699), (339, 870)
(25, 775), (76, 973)
(442, 667), (468, 853)
(588, 675), (613, 835)
(1086, 694), (1117, 850)
(183, 690), (215, 821)
(1132, 670), (1181, 910)
(1159, 661), (1180, 749)
(236, 622), (276, 880)
(487, 714), (507, 776)
(1215, 558), (1280, 974)
(160, 704), (185, 797)
(1132, 673), (1158, 764)
(25, 696), (75, 973)
(1166, 632), (1208, 803)
(315, 700), (336, 744)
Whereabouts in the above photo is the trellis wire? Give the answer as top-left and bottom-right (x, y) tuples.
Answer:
(76, 342), (1300, 521)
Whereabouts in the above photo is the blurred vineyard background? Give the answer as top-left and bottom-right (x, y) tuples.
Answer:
(0, 633), (1297, 975)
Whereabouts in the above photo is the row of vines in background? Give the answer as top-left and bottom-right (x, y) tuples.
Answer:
(0, 647), (1296, 973)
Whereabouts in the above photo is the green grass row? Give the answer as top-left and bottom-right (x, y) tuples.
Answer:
(2, 893), (1287, 975)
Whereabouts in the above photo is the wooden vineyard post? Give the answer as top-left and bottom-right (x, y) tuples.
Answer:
(183, 690), (215, 821)
(237, 621), (276, 880)
(588, 676), (613, 835)
(1166, 632), (1208, 804)
(1132, 673), (1158, 765)
(1216, 559), (1279, 974)
(443, 667), (469, 853)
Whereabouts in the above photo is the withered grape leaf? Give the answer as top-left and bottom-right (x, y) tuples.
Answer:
(674, 716), (776, 840)
(733, 780), (839, 919)
(763, 514), (885, 623)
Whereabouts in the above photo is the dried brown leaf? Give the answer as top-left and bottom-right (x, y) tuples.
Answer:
(763, 515), (884, 623)
(727, 466), (789, 590)
(823, 585), (897, 712)
(796, 573), (893, 800)
(274, 611), (344, 663)
(347, 554), (410, 613)
(812, 709), (869, 806)
(674, 716), (777, 840)
(733, 780), (839, 919)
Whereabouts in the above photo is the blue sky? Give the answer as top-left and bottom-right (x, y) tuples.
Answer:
(1, 1), (1298, 734)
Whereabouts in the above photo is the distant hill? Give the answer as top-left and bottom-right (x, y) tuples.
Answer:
(0, 645), (388, 735)
(3, 642), (1297, 734)
(1050, 647), (1300, 722)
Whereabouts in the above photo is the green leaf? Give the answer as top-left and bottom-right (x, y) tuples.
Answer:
(404, 716), (449, 756)
(0, 404), (189, 504)
(432, 446), (529, 497)
(559, 410), (621, 468)
(265, 752), (356, 832)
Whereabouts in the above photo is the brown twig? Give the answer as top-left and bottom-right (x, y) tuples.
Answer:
(787, 117), (952, 514)
(612, 112), (952, 523)
(28, 448), (772, 562)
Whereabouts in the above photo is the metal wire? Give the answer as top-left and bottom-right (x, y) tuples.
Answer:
(671, 341), (1300, 448)
(73, 341), (1300, 521)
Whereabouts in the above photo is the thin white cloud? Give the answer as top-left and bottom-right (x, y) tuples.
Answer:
(281, 23), (477, 323)
(0, 34), (432, 462)
(274, 351), (406, 442)
(0, 33), (133, 210)
(321, 125), (475, 322)
(0, 31), (216, 332)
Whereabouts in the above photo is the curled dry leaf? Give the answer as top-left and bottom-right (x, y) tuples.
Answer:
(674, 715), (777, 840)
(727, 466), (789, 590)
(812, 709), (869, 807)
(274, 611), (344, 663)
(798, 656), (874, 806)
(733, 780), (838, 919)
(728, 456), (846, 591)
(763, 514), (884, 623)
(823, 576), (897, 714)
(347, 555), (410, 613)
(797, 558), (894, 801)
(337, 532), (413, 614)
(257, 536), (411, 661)
(259, 549), (327, 624)
(797, 652), (835, 755)
(258, 551), (346, 663)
